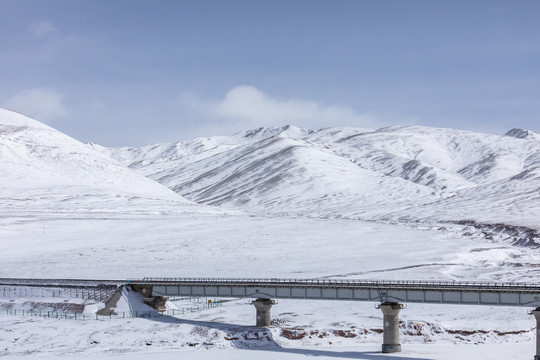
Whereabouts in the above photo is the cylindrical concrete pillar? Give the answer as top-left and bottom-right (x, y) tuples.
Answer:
(252, 298), (275, 327)
(532, 308), (540, 360)
(378, 302), (404, 353)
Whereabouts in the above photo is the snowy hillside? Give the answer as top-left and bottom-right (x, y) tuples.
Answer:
(0, 108), (199, 215)
(96, 125), (540, 236)
(90, 125), (313, 176)
(306, 126), (540, 230)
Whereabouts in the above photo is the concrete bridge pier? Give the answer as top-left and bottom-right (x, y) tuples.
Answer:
(252, 298), (275, 327)
(532, 307), (540, 360)
(377, 302), (404, 353)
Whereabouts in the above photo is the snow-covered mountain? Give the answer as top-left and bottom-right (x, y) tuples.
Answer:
(2, 106), (537, 244)
(95, 124), (540, 241)
(0, 108), (197, 215)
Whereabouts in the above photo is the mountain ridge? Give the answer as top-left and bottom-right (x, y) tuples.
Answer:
(91, 124), (540, 234)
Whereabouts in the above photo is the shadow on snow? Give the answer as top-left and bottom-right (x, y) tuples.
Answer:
(139, 313), (435, 360)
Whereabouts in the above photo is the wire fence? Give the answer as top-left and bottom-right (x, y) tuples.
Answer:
(0, 299), (223, 321)
(0, 285), (115, 302)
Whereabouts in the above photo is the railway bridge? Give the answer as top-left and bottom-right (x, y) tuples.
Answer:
(129, 277), (540, 357)
(3, 277), (540, 358)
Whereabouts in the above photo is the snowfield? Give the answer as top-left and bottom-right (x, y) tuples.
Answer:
(1, 108), (540, 358)
(2, 213), (538, 283)
(0, 299), (534, 359)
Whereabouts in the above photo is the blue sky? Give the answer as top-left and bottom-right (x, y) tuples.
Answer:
(1, 0), (539, 146)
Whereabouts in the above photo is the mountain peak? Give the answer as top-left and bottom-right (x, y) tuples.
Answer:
(505, 128), (540, 140)
(237, 125), (313, 140)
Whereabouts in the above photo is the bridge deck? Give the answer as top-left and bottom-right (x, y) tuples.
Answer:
(129, 278), (540, 307)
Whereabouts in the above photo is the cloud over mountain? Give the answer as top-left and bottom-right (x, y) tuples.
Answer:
(2, 88), (68, 123)
(176, 85), (378, 137)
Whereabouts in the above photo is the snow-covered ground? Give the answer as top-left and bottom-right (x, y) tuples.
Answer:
(1, 345), (531, 360)
(2, 212), (538, 282)
(0, 296), (535, 359)
(0, 212), (538, 358)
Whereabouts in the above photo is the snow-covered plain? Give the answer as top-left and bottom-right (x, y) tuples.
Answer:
(1, 213), (539, 282)
(0, 300), (534, 359)
(1, 109), (540, 358)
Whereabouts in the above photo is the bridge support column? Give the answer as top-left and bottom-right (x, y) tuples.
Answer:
(532, 308), (540, 360)
(377, 302), (404, 353)
(252, 298), (275, 327)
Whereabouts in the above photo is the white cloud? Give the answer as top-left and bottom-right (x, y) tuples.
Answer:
(29, 21), (57, 37)
(3, 89), (68, 123)
(176, 85), (378, 133)
(216, 85), (373, 127)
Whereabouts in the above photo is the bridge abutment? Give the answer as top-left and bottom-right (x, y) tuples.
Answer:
(532, 307), (540, 360)
(252, 298), (275, 327)
(378, 302), (403, 353)
(129, 284), (168, 312)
